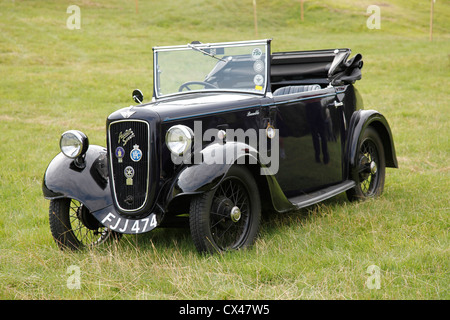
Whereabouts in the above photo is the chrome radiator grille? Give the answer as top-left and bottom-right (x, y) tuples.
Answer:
(108, 120), (149, 212)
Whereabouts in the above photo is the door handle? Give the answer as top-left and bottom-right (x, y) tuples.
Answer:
(334, 101), (344, 108)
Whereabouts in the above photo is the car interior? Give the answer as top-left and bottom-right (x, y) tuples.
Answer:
(270, 48), (363, 95)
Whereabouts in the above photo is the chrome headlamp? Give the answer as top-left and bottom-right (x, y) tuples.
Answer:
(60, 130), (89, 159)
(165, 125), (194, 156)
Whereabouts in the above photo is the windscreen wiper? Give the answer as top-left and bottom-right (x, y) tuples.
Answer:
(187, 43), (226, 62)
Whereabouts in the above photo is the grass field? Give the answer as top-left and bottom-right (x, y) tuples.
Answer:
(0, 0), (449, 300)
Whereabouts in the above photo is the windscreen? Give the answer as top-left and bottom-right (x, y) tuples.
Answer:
(153, 40), (269, 98)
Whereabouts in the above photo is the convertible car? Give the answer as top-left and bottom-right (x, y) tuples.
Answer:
(43, 39), (397, 254)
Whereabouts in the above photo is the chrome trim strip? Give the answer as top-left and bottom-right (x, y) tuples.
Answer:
(162, 104), (261, 122)
(162, 92), (336, 122)
(153, 39), (270, 51)
(265, 92), (336, 106)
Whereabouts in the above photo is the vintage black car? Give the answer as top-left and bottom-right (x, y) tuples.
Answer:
(43, 39), (397, 254)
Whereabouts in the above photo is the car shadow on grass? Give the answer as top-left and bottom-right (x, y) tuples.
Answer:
(112, 193), (351, 254)
(260, 193), (350, 234)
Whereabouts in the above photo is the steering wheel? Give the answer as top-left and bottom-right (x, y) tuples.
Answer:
(178, 81), (218, 92)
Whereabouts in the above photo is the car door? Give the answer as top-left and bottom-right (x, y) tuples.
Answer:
(262, 87), (344, 197)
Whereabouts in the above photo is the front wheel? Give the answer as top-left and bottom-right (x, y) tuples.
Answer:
(189, 166), (261, 254)
(347, 127), (386, 201)
(49, 198), (121, 250)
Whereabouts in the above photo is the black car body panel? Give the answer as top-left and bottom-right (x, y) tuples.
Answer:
(43, 40), (397, 237)
(346, 109), (398, 171)
(43, 145), (111, 212)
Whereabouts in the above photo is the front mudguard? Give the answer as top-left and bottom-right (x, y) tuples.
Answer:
(42, 145), (111, 211)
(168, 142), (256, 198)
(166, 141), (294, 213)
(42, 145), (159, 234)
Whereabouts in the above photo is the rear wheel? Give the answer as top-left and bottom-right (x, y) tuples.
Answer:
(347, 127), (386, 201)
(189, 166), (261, 254)
(49, 198), (121, 250)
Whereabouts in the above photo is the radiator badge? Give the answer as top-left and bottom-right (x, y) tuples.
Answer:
(124, 166), (135, 186)
(115, 146), (125, 163)
(118, 128), (135, 146)
(130, 144), (143, 162)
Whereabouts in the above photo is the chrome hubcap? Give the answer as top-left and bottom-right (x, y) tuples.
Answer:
(230, 206), (241, 222)
(370, 161), (377, 175)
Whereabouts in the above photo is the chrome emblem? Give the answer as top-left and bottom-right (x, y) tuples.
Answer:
(118, 128), (135, 146)
(130, 144), (143, 162)
(266, 122), (276, 139)
(124, 166), (135, 186)
(115, 146), (125, 163)
(120, 109), (136, 119)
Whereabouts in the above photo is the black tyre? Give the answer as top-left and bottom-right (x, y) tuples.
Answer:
(347, 127), (386, 201)
(189, 165), (261, 254)
(49, 198), (121, 250)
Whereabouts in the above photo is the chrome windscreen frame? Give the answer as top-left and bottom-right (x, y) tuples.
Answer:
(152, 39), (272, 100)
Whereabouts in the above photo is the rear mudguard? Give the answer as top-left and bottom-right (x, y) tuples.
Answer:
(42, 145), (159, 234)
(346, 110), (398, 178)
(166, 141), (295, 213)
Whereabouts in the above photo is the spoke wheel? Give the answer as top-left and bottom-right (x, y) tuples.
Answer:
(347, 127), (386, 201)
(189, 166), (261, 254)
(358, 140), (380, 196)
(49, 198), (121, 250)
(210, 178), (251, 250)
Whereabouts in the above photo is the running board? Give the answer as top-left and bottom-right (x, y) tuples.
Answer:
(288, 180), (356, 209)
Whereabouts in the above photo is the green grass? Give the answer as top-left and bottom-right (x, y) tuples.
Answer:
(0, 0), (449, 299)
